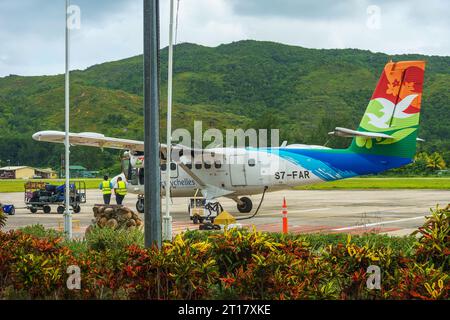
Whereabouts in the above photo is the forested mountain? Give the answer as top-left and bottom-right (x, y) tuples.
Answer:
(0, 40), (448, 171)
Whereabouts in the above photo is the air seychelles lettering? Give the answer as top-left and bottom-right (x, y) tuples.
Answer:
(167, 178), (196, 188)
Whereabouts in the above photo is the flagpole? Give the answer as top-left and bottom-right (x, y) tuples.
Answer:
(162, 0), (174, 241)
(64, 0), (72, 239)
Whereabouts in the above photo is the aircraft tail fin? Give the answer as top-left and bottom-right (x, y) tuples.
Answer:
(349, 60), (426, 159)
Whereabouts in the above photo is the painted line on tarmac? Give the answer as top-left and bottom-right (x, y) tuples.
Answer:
(332, 215), (426, 231)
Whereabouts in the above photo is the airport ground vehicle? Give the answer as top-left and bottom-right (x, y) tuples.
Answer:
(188, 190), (222, 224)
(1, 204), (15, 215)
(24, 181), (86, 214)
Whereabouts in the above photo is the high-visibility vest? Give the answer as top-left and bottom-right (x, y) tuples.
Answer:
(116, 181), (128, 196)
(102, 181), (111, 195)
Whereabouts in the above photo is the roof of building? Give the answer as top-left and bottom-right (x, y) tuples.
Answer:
(35, 168), (56, 173)
(69, 165), (87, 170)
(0, 166), (55, 173)
(0, 166), (30, 171)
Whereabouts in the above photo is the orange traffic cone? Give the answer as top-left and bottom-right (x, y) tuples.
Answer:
(282, 197), (288, 234)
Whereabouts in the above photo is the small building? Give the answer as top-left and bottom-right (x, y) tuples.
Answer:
(35, 168), (58, 179)
(60, 165), (99, 178)
(69, 165), (87, 178)
(0, 166), (57, 179)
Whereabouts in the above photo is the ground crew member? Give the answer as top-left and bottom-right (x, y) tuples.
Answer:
(115, 177), (128, 205)
(99, 175), (113, 205)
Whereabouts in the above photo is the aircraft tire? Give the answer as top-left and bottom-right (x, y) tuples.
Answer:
(237, 197), (252, 213)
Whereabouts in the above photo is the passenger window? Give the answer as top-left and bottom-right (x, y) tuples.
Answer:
(195, 163), (202, 170)
(248, 159), (256, 167)
(214, 161), (222, 169)
(170, 163), (177, 171)
(161, 163), (167, 171)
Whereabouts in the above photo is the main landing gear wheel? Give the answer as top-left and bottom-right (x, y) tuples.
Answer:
(136, 198), (145, 213)
(237, 197), (253, 213)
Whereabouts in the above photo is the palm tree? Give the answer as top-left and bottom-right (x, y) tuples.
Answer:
(426, 152), (447, 171)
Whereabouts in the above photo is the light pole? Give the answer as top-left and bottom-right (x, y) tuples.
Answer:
(143, 0), (162, 248)
(64, 0), (72, 239)
(163, 0), (175, 241)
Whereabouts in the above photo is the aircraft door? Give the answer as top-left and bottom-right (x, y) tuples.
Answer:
(245, 157), (263, 186)
(229, 155), (247, 186)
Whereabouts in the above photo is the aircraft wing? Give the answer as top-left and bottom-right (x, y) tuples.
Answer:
(32, 131), (223, 156)
(33, 130), (146, 152)
(328, 127), (394, 139)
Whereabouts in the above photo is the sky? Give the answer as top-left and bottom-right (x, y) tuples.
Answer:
(0, 0), (448, 77)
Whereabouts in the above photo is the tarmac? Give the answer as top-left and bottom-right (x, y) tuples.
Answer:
(2, 189), (449, 237)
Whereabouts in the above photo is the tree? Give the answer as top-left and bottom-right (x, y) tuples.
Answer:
(412, 152), (431, 175)
(426, 152), (447, 171)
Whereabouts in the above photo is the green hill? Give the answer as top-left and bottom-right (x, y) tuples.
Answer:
(0, 40), (448, 171)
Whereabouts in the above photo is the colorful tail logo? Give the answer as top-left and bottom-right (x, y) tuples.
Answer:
(351, 61), (426, 158)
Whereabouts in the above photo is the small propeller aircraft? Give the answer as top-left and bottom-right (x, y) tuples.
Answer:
(33, 61), (426, 214)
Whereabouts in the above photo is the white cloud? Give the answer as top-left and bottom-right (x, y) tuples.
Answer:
(0, 0), (448, 77)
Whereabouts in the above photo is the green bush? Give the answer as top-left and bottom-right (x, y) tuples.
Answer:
(85, 225), (144, 252)
(20, 224), (64, 240)
(184, 230), (417, 256)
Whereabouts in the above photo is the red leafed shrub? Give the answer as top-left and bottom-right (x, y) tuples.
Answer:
(413, 205), (449, 270)
(0, 230), (73, 299)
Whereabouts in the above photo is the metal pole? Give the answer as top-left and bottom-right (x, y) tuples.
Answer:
(144, 0), (161, 248)
(162, 0), (174, 241)
(64, 0), (72, 239)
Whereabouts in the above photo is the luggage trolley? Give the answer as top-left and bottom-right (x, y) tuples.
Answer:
(24, 181), (86, 214)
